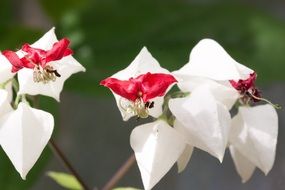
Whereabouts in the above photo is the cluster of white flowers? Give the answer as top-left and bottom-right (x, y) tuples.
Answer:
(102, 39), (279, 190)
(0, 28), (85, 179)
(0, 27), (279, 189)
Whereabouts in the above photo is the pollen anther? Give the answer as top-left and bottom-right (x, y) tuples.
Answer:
(33, 65), (60, 83)
(119, 98), (154, 119)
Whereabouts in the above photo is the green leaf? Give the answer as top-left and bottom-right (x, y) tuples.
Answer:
(113, 187), (142, 190)
(47, 171), (83, 190)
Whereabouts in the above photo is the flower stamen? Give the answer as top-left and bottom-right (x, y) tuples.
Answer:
(33, 65), (60, 83)
(119, 97), (155, 119)
(249, 92), (281, 109)
(230, 72), (281, 109)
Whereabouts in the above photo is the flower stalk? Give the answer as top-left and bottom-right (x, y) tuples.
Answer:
(101, 154), (136, 190)
(49, 138), (90, 190)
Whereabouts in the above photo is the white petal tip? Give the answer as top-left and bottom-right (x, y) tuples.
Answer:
(218, 156), (224, 163)
(263, 170), (270, 176)
(177, 164), (185, 173)
(48, 27), (55, 33)
(20, 174), (27, 180)
(216, 152), (224, 163)
(198, 38), (217, 45)
(142, 46), (148, 51)
(177, 168), (184, 174)
(46, 27), (56, 36)
(81, 67), (86, 72)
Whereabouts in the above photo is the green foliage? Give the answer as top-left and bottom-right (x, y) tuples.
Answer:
(0, 27), (42, 50)
(39, 0), (87, 21)
(47, 171), (83, 190)
(0, 0), (43, 50)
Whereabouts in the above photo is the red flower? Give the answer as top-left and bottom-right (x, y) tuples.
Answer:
(2, 38), (72, 73)
(100, 72), (177, 102)
(230, 72), (261, 102)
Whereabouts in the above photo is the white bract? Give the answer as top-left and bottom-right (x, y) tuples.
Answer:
(173, 38), (278, 182)
(169, 84), (231, 163)
(0, 89), (13, 116)
(0, 53), (15, 84)
(173, 75), (239, 110)
(229, 104), (278, 182)
(176, 39), (253, 81)
(17, 27), (86, 101)
(176, 144), (194, 173)
(0, 102), (54, 179)
(130, 120), (186, 190)
(172, 39), (253, 110)
(109, 47), (171, 121)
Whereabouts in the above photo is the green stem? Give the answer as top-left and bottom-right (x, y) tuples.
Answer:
(14, 95), (21, 108)
(12, 78), (19, 92)
(159, 90), (189, 126)
(0, 78), (13, 89)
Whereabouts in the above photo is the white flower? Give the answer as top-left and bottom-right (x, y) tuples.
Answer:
(0, 102), (54, 179)
(176, 38), (253, 81)
(173, 38), (279, 181)
(172, 38), (255, 110)
(229, 104), (278, 182)
(0, 89), (13, 116)
(103, 47), (173, 121)
(0, 53), (15, 84)
(130, 120), (186, 190)
(169, 84), (231, 163)
(16, 27), (86, 101)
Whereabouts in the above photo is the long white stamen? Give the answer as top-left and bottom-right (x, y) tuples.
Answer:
(249, 92), (281, 109)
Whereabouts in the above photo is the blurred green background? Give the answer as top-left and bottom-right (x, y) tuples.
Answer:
(0, 0), (285, 189)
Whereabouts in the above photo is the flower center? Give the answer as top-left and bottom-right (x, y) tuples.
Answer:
(230, 73), (261, 105)
(33, 64), (61, 83)
(119, 97), (154, 119)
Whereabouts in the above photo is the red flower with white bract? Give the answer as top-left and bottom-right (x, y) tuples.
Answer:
(101, 72), (177, 118)
(3, 38), (72, 75)
(101, 47), (175, 120)
(1, 27), (85, 101)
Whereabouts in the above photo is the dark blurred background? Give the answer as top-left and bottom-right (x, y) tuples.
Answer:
(0, 0), (285, 189)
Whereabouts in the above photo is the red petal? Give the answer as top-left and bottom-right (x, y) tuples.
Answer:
(100, 77), (139, 101)
(63, 48), (73, 56)
(20, 57), (36, 69)
(139, 73), (177, 102)
(2, 50), (24, 72)
(21, 43), (47, 64)
(46, 38), (72, 63)
(230, 72), (257, 92)
(22, 43), (47, 56)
